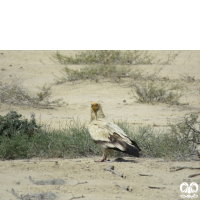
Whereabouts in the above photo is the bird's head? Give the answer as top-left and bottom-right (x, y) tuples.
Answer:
(91, 102), (99, 112)
(90, 102), (105, 121)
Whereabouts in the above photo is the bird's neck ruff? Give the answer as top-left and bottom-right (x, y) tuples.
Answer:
(91, 104), (105, 121)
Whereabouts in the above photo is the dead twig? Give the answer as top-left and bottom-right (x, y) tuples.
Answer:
(11, 189), (20, 199)
(188, 173), (200, 178)
(69, 194), (85, 200)
(115, 184), (131, 191)
(75, 181), (88, 185)
(185, 121), (200, 135)
(180, 74), (196, 82)
(170, 166), (200, 172)
(139, 174), (152, 177)
(104, 165), (125, 178)
(149, 186), (166, 190)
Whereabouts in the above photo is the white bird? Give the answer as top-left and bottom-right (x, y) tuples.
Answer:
(88, 102), (141, 162)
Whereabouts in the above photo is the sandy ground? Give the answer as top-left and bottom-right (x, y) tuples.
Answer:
(0, 50), (200, 200)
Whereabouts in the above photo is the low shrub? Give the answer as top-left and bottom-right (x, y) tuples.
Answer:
(130, 81), (182, 105)
(58, 65), (131, 83)
(0, 80), (64, 108)
(0, 111), (39, 138)
(54, 50), (155, 65)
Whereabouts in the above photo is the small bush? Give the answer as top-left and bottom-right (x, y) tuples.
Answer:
(36, 84), (52, 101)
(56, 65), (131, 83)
(0, 111), (39, 138)
(54, 50), (155, 65)
(129, 68), (165, 82)
(0, 114), (101, 159)
(130, 81), (182, 105)
(116, 117), (200, 160)
(169, 113), (200, 144)
(0, 80), (64, 108)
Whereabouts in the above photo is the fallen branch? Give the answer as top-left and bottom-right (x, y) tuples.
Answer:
(115, 184), (131, 191)
(11, 189), (20, 199)
(69, 194), (84, 200)
(185, 120), (200, 135)
(139, 174), (152, 177)
(104, 165), (125, 178)
(75, 181), (88, 185)
(188, 173), (200, 178)
(180, 74), (195, 82)
(149, 186), (166, 190)
(170, 166), (200, 172)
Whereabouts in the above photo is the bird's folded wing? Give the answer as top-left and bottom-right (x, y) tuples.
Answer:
(88, 120), (133, 151)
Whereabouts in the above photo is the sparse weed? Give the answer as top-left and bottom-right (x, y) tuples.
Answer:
(36, 84), (52, 101)
(54, 50), (156, 65)
(159, 51), (180, 65)
(130, 81), (182, 105)
(180, 74), (198, 82)
(116, 116), (200, 160)
(54, 51), (181, 84)
(0, 80), (65, 108)
(129, 68), (164, 82)
(169, 112), (200, 144)
(54, 50), (180, 66)
(56, 65), (131, 83)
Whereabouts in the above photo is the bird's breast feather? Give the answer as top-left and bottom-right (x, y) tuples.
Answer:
(88, 120), (129, 142)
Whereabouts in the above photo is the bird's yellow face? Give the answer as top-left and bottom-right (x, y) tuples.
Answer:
(91, 102), (99, 112)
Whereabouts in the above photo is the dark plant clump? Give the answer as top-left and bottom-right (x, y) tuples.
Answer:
(0, 111), (39, 138)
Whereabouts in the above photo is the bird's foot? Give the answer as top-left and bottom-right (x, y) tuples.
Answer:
(95, 154), (111, 162)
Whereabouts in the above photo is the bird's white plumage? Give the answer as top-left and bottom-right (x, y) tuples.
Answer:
(89, 119), (129, 141)
(88, 118), (132, 151)
(88, 103), (140, 161)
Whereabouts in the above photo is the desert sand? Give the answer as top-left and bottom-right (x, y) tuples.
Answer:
(0, 50), (200, 200)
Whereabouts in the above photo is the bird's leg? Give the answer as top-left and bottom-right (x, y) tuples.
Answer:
(96, 153), (107, 162)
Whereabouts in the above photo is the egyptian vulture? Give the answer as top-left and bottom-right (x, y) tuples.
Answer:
(88, 102), (141, 162)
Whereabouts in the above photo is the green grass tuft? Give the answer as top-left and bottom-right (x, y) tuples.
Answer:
(0, 111), (199, 160)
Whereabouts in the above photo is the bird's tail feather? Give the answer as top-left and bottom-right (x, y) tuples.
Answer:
(130, 139), (142, 152)
(112, 143), (140, 157)
(108, 133), (141, 157)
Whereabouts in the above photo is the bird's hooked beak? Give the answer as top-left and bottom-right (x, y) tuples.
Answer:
(91, 102), (99, 112)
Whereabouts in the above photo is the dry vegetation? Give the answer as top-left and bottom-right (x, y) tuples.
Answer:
(54, 50), (156, 65)
(130, 81), (183, 105)
(0, 110), (199, 160)
(0, 79), (65, 108)
(53, 51), (185, 105)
